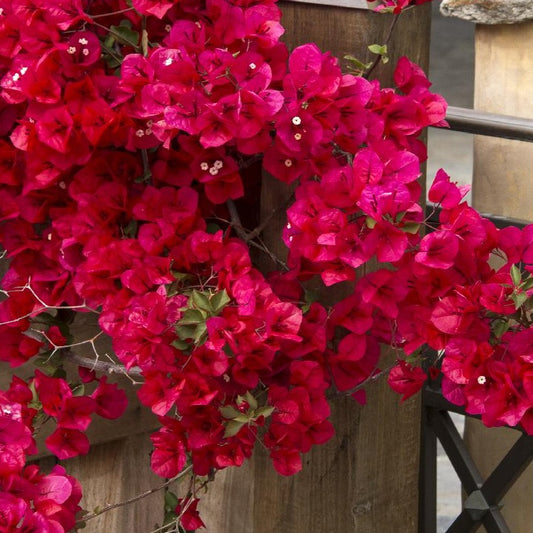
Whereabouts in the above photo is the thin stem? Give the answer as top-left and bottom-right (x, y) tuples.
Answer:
(69, 351), (143, 379)
(25, 329), (144, 379)
(90, 7), (136, 18)
(364, 13), (401, 80)
(226, 199), (249, 241)
(90, 20), (141, 51)
(80, 465), (193, 524)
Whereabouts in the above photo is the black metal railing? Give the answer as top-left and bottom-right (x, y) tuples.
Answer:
(419, 108), (533, 533)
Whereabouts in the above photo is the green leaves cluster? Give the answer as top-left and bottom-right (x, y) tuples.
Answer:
(174, 289), (231, 351)
(219, 391), (275, 438)
(509, 264), (533, 309)
(344, 44), (388, 75)
(101, 19), (150, 68)
(492, 264), (533, 339)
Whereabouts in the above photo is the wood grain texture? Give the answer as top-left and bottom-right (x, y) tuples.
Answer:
(472, 22), (533, 222)
(279, 1), (431, 86)
(200, 4), (431, 532)
(467, 20), (533, 533)
(64, 432), (166, 532)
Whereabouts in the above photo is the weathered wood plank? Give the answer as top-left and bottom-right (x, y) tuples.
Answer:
(472, 22), (533, 222)
(200, 4), (431, 532)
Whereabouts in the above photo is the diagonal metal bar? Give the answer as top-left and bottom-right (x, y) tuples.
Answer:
(480, 433), (533, 504)
(446, 506), (511, 533)
(428, 408), (484, 494)
(482, 508), (512, 533)
(446, 509), (479, 533)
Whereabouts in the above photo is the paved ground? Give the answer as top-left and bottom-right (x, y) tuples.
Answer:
(428, 3), (474, 531)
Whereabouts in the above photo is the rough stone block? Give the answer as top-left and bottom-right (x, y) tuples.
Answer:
(441, 0), (533, 24)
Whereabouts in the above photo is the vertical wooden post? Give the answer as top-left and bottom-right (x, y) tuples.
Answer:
(200, 4), (431, 532)
(466, 18), (533, 533)
(472, 22), (533, 219)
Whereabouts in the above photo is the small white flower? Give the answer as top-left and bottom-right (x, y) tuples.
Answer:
(82, 48), (89, 56)
(249, 62), (257, 70)
(164, 57), (173, 66)
(213, 160), (223, 169)
(284, 159), (293, 168)
(12, 73), (20, 82)
(477, 375), (487, 385)
(165, 24), (172, 32)
(135, 129), (145, 137)
(286, 222), (292, 229)
(145, 128), (152, 135)
(146, 120), (153, 127)
(288, 235), (294, 242)
(200, 162), (209, 171)
(291, 116), (302, 126)
(293, 133), (302, 141)
(78, 37), (89, 45)
(209, 167), (219, 176)
(20, 67), (28, 75)
(59, 181), (67, 189)
(67, 46), (77, 55)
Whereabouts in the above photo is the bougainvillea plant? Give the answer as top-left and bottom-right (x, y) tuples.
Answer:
(2, 0), (533, 529)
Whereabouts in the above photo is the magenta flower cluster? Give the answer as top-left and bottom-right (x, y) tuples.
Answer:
(1, 0), (532, 529)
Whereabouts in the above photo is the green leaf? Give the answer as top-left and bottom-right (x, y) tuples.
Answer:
(244, 390), (258, 411)
(176, 325), (197, 341)
(521, 276), (533, 291)
(254, 406), (275, 418)
(231, 413), (251, 423)
(368, 44), (388, 56)
(510, 264), (522, 287)
(35, 313), (60, 326)
(179, 309), (206, 326)
(71, 383), (85, 397)
(365, 217), (377, 229)
(224, 420), (245, 438)
(210, 289), (231, 314)
(405, 351), (421, 365)
(171, 271), (192, 282)
(192, 322), (207, 343)
(121, 220), (138, 239)
(206, 222), (222, 234)
(51, 367), (67, 379)
(171, 338), (190, 351)
(191, 290), (213, 313)
(493, 319), (510, 339)
(304, 289), (320, 304)
(343, 54), (373, 72)
(512, 291), (528, 309)
(164, 489), (179, 511)
(109, 22), (140, 47)
(219, 405), (242, 419)
(402, 222), (420, 235)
